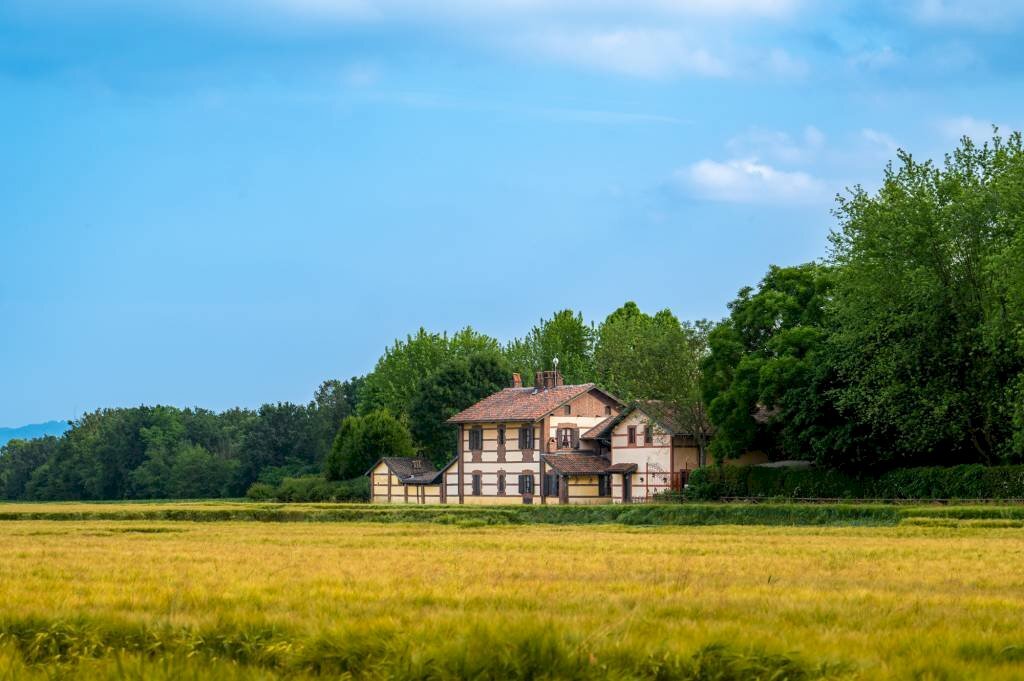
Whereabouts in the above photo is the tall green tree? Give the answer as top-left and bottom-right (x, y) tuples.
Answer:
(505, 309), (594, 384)
(324, 410), (415, 481)
(360, 327), (500, 419)
(409, 351), (512, 464)
(829, 132), (1024, 465)
(700, 264), (843, 464)
(596, 302), (712, 461)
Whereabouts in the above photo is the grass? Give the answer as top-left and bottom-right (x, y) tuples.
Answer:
(1, 518), (1024, 679)
(4, 499), (1024, 527)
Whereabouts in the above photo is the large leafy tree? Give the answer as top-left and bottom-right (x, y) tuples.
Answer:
(701, 264), (842, 464)
(505, 309), (595, 384)
(596, 302), (712, 461)
(360, 327), (500, 419)
(829, 132), (1024, 465)
(410, 351), (512, 465)
(324, 410), (415, 481)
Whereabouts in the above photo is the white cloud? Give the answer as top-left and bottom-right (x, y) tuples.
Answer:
(253, 0), (801, 22)
(521, 28), (729, 78)
(725, 125), (824, 164)
(678, 158), (825, 204)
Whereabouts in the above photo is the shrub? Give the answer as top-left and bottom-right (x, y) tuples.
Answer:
(249, 476), (370, 503)
(245, 483), (276, 501)
(688, 464), (1024, 501)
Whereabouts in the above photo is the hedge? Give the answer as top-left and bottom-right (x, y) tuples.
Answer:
(246, 476), (370, 503)
(687, 464), (1024, 501)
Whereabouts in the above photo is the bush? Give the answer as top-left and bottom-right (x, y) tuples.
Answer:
(688, 464), (1024, 501)
(246, 476), (370, 503)
(246, 483), (276, 500)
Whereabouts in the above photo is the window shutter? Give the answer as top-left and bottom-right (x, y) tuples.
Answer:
(571, 429), (579, 450)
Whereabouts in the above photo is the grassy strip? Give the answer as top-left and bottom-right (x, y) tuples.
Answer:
(0, 502), (902, 526)
(8, 500), (1024, 525)
(0, 616), (844, 680)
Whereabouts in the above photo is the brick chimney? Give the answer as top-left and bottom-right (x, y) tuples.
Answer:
(512, 373), (522, 388)
(534, 370), (564, 390)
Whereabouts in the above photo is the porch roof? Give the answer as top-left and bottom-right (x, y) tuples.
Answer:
(542, 453), (611, 475)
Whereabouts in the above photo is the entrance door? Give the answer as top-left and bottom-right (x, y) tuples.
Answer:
(622, 474), (632, 503)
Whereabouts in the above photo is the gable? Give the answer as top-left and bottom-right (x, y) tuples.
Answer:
(554, 389), (622, 419)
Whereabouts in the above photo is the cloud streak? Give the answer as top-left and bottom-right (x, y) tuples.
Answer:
(678, 158), (825, 204)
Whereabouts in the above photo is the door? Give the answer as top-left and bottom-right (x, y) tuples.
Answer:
(622, 474), (632, 503)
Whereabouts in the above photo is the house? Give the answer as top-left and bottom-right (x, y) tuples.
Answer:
(367, 368), (723, 504)
(366, 456), (451, 504)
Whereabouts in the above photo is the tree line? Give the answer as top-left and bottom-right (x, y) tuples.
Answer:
(2, 132), (1023, 501)
(0, 303), (705, 500)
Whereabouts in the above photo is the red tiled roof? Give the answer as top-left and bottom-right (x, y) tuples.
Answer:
(607, 462), (638, 474)
(447, 383), (598, 424)
(364, 456), (436, 480)
(580, 414), (617, 440)
(542, 453), (611, 475)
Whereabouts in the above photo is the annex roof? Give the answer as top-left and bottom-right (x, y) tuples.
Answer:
(541, 453), (611, 475)
(580, 414), (617, 440)
(364, 456), (438, 483)
(600, 400), (710, 438)
(447, 383), (616, 424)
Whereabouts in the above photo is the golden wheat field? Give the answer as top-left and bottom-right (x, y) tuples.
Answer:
(1, 517), (1024, 680)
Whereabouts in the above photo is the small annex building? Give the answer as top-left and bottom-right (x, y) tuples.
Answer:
(367, 368), (745, 505)
(366, 456), (453, 504)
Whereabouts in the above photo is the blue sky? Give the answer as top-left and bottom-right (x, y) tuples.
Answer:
(2, 0), (1023, 425)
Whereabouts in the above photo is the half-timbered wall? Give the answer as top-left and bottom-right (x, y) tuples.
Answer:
(459, 421), (542, 505)
(608, 410), (673, 502)
(369, 462), (444, 504)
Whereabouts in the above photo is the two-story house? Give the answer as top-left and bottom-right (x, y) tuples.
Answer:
(366, 368), (728, 504)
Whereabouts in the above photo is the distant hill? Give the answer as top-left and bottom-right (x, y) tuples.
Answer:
(0, 420), (70, 446)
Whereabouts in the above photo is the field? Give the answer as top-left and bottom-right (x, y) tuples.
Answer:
(2, 505), (1024, 679)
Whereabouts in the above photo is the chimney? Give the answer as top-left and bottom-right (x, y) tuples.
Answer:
(512, 373), (522, 388)
(534, 370), (564, 390)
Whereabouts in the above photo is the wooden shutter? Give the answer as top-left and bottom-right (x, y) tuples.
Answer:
(571, 429), (579, 450)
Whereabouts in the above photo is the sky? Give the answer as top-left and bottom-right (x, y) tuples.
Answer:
(2, 0), (1024, 426)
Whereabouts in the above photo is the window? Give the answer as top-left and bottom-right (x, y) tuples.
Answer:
(497, 425), (505, 446)
(627, 425), (637, 445)
(468, 427), (483, 450)
(472, 472), (482, 496)
(644, 426), (654, 445)
(604, 406), (612, 416)
(518, 473), (535, 494)
(563, 404), (571, 415)
(598, 476), (611, 497)
(497, 472), (506, 494)
(518, 426), (535, 450)
(556, 428), (579, 450)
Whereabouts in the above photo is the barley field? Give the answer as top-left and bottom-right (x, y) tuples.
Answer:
(1, 514), (1023, 679)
